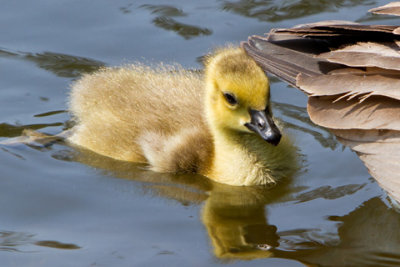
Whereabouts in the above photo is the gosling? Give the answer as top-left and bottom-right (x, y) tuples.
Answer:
(68, 48), (297, 186)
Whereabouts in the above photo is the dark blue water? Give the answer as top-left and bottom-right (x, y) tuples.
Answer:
(1, 1), (399, 266)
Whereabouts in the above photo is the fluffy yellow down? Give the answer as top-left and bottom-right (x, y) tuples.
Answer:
(68, 48), (297, 186)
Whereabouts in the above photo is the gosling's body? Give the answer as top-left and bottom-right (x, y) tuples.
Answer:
(68, 48), (296, 186)
(69, 65), (211, 170)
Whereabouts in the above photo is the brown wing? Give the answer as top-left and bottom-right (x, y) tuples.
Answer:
(242, 4), (400, 202)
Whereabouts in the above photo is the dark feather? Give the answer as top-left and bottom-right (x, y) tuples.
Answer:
(242, 3), (400, 203)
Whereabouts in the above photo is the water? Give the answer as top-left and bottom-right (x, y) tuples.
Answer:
(1, 1), (399, 266)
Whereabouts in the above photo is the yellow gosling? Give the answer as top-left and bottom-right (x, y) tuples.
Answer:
(68, 48), (297, 186)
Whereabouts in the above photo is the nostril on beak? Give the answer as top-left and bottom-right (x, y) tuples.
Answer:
(257, 118), (266, 130)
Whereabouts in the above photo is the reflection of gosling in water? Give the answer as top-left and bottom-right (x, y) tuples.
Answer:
(202, 184), (280, 260)
(68, 48), (297, 186)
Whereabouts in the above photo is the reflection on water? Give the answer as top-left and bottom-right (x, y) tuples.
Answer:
(141, 4), (188, 17)
(219, 0), (377, 22)
(276, 197), (400, 266)
(294, 184), (366, 203)
(34, 110), (66, 118)
(0, 231), (34, 252)
(0, 231), (80, 252)
(0, 48), (104, 78)
(53, 145), (392, 265)
(152, 17), (212, 39)
(24, 52), (104, 78)
(140, 4), (212, 39)
(5, 132), (394, 265)
(35, 240), (80, 250)
(202, 184), (285, 260)
(0, 122), (63, 138)
(70, 145), (214, 200)
(67, 146), (296, 260)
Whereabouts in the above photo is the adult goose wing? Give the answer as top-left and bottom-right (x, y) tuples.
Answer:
(242, 3), (400, 203)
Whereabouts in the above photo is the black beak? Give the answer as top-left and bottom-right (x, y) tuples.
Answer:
(244, 108), (281, 146)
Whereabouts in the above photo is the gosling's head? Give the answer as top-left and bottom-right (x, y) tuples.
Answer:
(205, 48), (281, 146)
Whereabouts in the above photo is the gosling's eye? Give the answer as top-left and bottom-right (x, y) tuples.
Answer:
(223, 92), (238, 106)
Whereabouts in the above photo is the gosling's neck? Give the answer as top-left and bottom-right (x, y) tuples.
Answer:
(205, 124), (277, 186)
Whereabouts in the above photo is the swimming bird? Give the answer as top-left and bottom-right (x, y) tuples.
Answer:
(242, 2), (400, 201)
(67, 48), (297, 186)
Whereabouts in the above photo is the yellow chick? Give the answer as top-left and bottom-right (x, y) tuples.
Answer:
(68, 47), (297, 186)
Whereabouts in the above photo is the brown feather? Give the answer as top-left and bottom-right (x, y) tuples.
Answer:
(317, 42), (400, 71)
(242, 4), (400, 202)
(307, 96), (400, 131)
(297, 72), (400, 101)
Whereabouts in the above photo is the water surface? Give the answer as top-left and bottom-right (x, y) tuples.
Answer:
(1, 1), (399, 266)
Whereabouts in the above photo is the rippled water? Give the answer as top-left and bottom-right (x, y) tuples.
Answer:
(1, 1), (400, 266)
